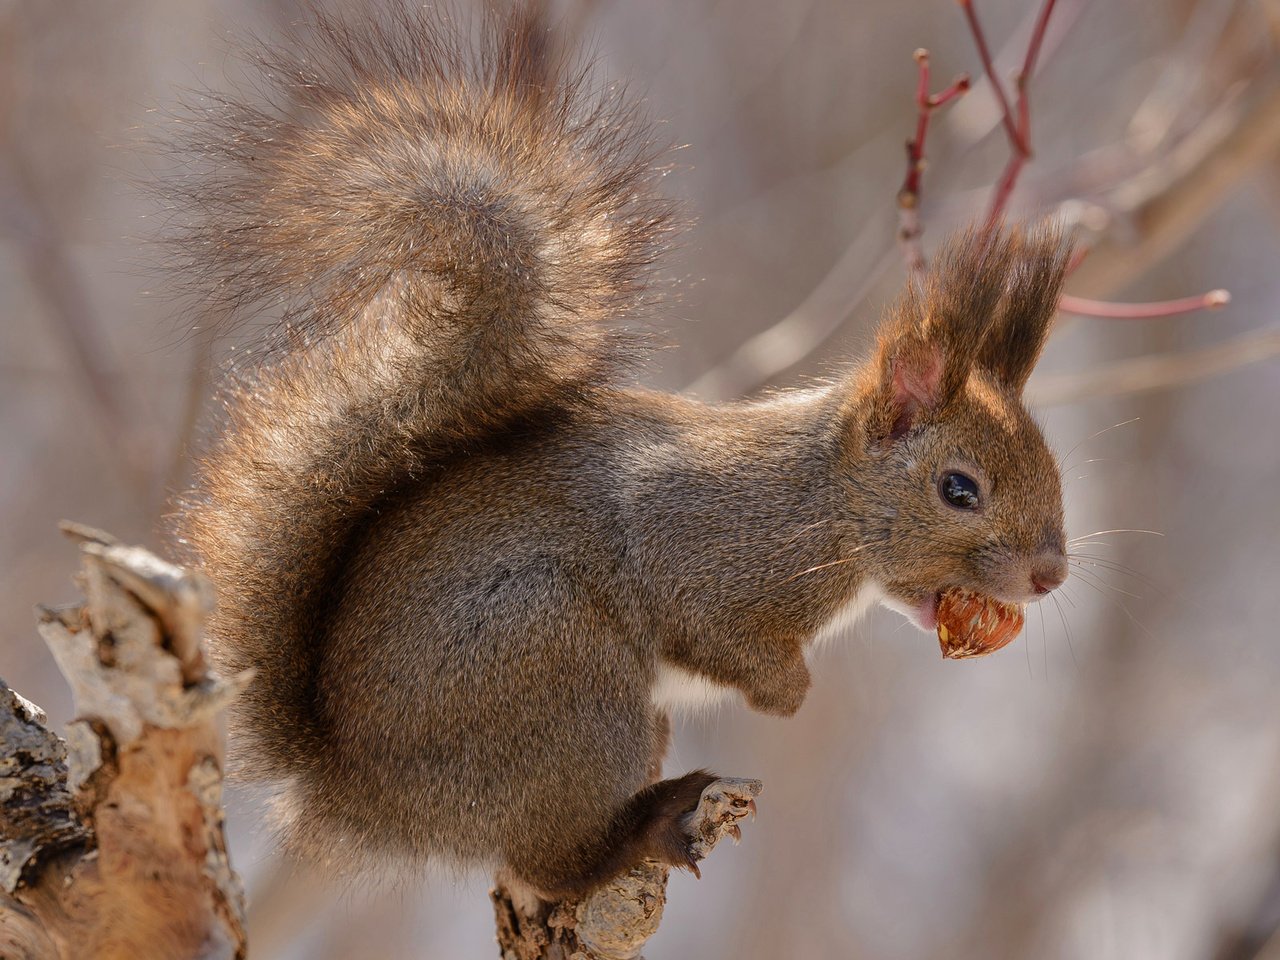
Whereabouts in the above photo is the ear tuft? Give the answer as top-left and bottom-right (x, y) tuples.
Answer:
(977, 222), (1073, 392)
(869, 225), (1022, 442)
(865, 222), (1073, 445)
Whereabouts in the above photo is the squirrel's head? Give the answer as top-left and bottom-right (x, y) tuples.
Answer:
(840, 223), (1072, 633)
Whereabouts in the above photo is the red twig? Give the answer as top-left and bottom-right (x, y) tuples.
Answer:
(1059, 290), (1231, 319)
(987, 154), (1026, 230)
(958, 1), (1028, 156)
(891, 0), (1234, 321)
(1018, 0), (1057, 125)
(897, 49), (970, 273)
(959, 0), (1057, 228)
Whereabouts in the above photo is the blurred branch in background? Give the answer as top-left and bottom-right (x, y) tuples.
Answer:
(687, 0), (1090, 399)
(0, 7), (155, 506)
(1030, 325), (1280, 406)
(690, 0), (1280, 404)
(890, 0), (1278, 408)
(0, 152), (153, 504)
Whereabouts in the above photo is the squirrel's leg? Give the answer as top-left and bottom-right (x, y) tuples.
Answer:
(647, 709), (671, 783)
(668, 636), (812, 717)
(507, 768), (758, 899)
(508, 710), (729, 898)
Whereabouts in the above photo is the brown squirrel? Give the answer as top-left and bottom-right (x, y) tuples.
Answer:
(171, 2), (1071, 900)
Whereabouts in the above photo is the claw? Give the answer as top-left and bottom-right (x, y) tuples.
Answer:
(729, 795), (757, 820)
(727, 822), (742, 844)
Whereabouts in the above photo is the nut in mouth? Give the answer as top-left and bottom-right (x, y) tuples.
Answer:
(936, 587), (1025, 660)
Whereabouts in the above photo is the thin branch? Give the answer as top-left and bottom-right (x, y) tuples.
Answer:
(958, 0), (1057, 227)
(1058, 289), (1231, 318)
(986, 151), (1029, 229)
(687, 1), (1087, 401)
(898, 49), (970, 272)
(958, 0), (1028, 155)
(1013, 0), (1054, 124)
(937, 2), (1240, 328)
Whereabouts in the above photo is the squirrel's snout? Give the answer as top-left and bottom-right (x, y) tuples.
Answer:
(1029, 552), (1068, 597)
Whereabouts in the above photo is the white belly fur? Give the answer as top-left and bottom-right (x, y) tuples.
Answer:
(650, 581), (885, 715)
(650, 661), (737, 714)
(806, 579), (884, 662)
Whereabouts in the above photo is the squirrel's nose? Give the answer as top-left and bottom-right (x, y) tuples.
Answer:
(1030, 552), (1068, 596)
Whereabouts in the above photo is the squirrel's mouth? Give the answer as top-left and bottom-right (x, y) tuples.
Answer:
(912, 593), (940, 630)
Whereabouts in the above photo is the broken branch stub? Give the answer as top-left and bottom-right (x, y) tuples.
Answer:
(491, 777), (763, 960)
(0, 526), (250, 960)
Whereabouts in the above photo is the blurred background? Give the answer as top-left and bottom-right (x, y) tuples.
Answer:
(3, 0), (1280, 957)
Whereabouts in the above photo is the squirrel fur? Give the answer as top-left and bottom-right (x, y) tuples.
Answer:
(172, 2), (1072, 898)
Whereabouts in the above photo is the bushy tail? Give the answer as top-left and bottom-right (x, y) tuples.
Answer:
(169, 2), (672, 779)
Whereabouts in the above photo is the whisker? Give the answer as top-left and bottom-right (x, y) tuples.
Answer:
(1042, 598), (1049, 681)
(782, 552), (866, 583)
(1068, 556), (1163, 591)
(1070, 565), (1143, 600)
(1051, 591), (1079, 670)
(1063, 571), (1113, 602)
(782, 518), (834, 547)
(1068, 557), (1148, 580)
(1025, 604), (1034, 680)
(1068, 553), (1137, 567)
(1068, 528), (1164, 542)
(1081, 581), (1155, 642)
(1058, 417), (1141, 472)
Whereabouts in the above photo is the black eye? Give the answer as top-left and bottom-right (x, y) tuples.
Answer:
(940, 472), (981, 510)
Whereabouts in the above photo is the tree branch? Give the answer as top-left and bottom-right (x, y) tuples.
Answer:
(0, 525), (249, 960)
(491, 778), (763, 960)
(1058, 289), (1231, 318)
(898, 49), (970, 273)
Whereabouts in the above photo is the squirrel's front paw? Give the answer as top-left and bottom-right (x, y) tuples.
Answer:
(744, 660), (810, 716)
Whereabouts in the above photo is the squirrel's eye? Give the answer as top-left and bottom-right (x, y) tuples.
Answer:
(940, 472), (981, 510)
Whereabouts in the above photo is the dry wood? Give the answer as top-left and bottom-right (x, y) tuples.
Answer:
(0, 525), (249, 960)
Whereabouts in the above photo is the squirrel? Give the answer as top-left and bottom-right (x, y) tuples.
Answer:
(170, 2), (1072, 900)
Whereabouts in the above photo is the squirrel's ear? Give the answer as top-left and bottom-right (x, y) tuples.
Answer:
(873, 320), (944, 441)
(870, 229), (1013, 441)
(977, 224), (1073, 394)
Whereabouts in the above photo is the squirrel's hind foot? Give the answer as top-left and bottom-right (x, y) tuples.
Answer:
(638, 772), (762, 879)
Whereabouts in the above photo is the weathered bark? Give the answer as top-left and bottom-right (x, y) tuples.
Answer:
(491, 777), (763, 960)
(0, 524), (249, 960)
